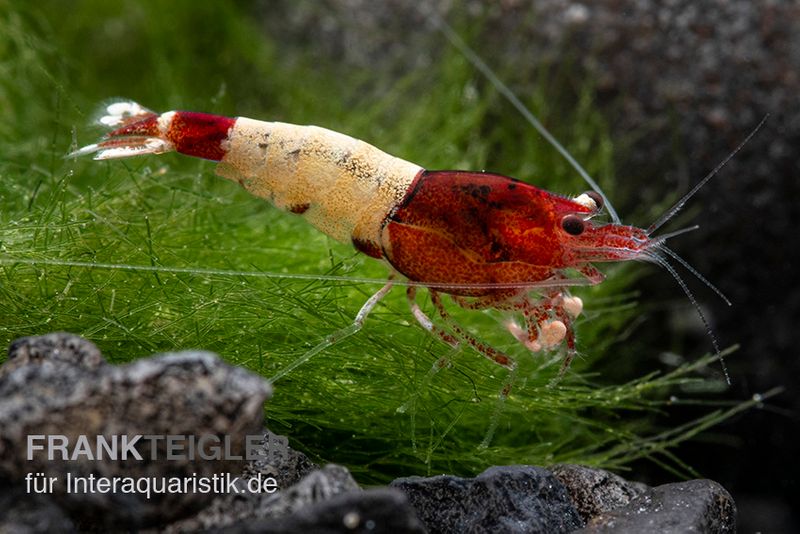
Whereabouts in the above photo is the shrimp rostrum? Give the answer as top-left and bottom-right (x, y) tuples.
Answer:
(72, 101), (734, 382)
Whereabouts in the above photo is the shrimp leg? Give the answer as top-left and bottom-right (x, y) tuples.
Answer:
(270, 275), (395, 382)
(429, 291), (516, 371)
(452, 282), (584, 377)
(396, 294), (463, 452)
(405, 286), (519, 446)
(429, 290), (520, 446)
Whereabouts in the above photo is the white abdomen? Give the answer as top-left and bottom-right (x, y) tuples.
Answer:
(216, 118), (423, 247)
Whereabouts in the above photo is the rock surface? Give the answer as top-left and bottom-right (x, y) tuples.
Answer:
(0, 482), (76, 533)
(0, 331), (105, 378)
(550, 464), (648, 523)
(242, 430), (319, 489)
(218, 488), (427, 534)
(166, 464), (358, 531)
(0, 333), (271, 528)
(392, 465), (584, 533)
(577, 479), (736, 533)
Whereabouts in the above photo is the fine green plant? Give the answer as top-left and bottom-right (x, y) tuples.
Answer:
(0, 1), (771, 484)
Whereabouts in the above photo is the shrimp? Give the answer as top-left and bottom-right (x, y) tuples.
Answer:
(71, 98), (752, 391)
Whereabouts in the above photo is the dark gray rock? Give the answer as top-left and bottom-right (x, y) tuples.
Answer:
(391, 465), (583, 534)
(215, 488), (426, 534)
(549, 464), (647, 522)
(242, 429), (318, 489)
(257, 463), (360, 518)
(0, 335), (272, 529)
(1, 332), (105, 378)
(0, 482), (76, 534)
(166, 463), (358, 531)
(576, 479), (736, 533)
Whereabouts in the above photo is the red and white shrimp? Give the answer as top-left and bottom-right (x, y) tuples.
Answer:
(71, 98), (744, 387)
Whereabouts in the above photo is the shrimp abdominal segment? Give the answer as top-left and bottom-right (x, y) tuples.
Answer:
(218, 117), (422, 247)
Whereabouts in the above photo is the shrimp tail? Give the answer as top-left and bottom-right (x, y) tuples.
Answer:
(69, 100), (235, 162)
(69, 101), (169, 160)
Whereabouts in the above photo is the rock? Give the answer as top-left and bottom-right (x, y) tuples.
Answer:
(1, 332), (105, 378)
(576, 479), (736, 533)
(256, 463), (361, 518)
(242, 429), (319, 489)
(0, 482), (76, 533)
(166, 463), (358, 531)
(391, 465), (583, 533)
(0, 334), (272, 529)
(549, 464), (648, 522)
(216, 488), (426, 534)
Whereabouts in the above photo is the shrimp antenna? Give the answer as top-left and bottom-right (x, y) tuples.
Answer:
(654, 244), (732, 306)
(647, 114), (769, 235)
(644, 250), (731, 385)
(648, 224), (700, 245)
(429, 13), (621, 225)
(645, 225), (732, 304)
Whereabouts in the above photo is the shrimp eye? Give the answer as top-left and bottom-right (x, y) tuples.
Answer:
(585, 191), (604, 211)
(562, 215), (585, 235)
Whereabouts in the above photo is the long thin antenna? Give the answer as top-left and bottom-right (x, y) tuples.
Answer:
(648, 224), (700, 245)
(647, 252), (731, 385)
(429, 13), (621, 224)
(647, 114), (769, 235)
(653, 245), (732, 306)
